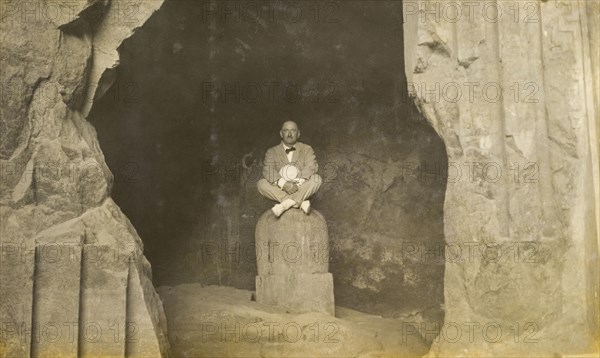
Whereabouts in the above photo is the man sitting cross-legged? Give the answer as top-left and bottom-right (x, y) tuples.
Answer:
(257, 121), (322, 217)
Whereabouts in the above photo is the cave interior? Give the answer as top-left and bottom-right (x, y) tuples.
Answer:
(88, 0), (448, 343)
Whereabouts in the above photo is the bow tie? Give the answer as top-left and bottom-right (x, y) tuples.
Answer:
(285, 147), (296, 154)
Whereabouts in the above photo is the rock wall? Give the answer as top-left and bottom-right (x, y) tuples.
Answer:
(0, 0), (169, 356)
(404, 0), (599, 355)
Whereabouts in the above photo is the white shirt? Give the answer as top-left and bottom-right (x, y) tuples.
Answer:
(277, 143), (305, 188)
(283, 143), (294, 162)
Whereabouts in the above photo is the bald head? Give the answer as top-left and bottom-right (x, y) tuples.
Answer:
(280, 121), (300, 146)
(281, 121), (298, 130)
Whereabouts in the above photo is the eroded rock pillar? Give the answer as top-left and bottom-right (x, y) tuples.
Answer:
(0, 0), (169, 356)
(404, 0), (599, 355)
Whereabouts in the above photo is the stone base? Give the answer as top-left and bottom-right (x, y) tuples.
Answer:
(256, 273), (335, 315)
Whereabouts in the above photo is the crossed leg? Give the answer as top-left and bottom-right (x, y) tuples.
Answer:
(257, 174), (322, 215)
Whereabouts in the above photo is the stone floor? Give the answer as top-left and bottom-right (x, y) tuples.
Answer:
(157, 284), (430, 357)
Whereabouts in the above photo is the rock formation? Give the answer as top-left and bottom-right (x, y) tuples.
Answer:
(2, 0), (598, 356)
(404, 0), (599, 355)
(0, 0), (169, 356)
(255, 209), (335, 315)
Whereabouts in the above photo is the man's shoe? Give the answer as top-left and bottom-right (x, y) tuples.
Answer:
(273, 199), (297, 218)
(272, 204), (285, 217)
(300, 200), (311, 214)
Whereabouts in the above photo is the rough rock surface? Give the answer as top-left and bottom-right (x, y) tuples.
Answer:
(158, 283), (430, 358)
(0, 0), (169, 356)
(404, 0), (599, 355)
(316, 135), (446, 326)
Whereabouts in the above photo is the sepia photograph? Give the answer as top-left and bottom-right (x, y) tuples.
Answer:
(1, 0), (599, 357)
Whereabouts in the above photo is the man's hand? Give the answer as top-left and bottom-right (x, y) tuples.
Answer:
(282, 181), (298, 194)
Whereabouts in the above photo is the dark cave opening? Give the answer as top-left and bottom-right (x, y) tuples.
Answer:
(87, 0), (447, 327)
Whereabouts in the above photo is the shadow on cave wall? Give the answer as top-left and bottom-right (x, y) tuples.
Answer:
(88, 0), (447, 323)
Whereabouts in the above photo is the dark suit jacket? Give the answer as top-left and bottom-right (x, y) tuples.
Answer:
(262, 142), (319, 184)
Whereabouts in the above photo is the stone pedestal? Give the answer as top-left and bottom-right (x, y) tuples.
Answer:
(255, 209), (334, 315)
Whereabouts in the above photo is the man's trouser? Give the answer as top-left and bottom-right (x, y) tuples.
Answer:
(257, 174), (322, 206)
